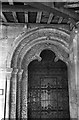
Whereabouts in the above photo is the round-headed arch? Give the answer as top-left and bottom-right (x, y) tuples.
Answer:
(6, 27), (71, 69)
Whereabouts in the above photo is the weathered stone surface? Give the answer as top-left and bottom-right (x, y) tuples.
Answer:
(0, 24), (79, 119)
(70, 103), (78, 118)
(78, 106), (79, 119)
(9, 68), (18, 119)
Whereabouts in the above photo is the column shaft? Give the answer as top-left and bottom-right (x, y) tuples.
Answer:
(76, 31), (79, 120)
(21, 70), (28, 119)
(70, 29), (79, 119)
(9, 68), (18, 119)
(16, 69), (23, 119)
(5, 68), (13, 119)
(68, 62), (78, 118)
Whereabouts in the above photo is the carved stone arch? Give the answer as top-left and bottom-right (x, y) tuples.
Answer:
(5, 27), (79, 119)
(19, 42), (70, 118)
(7, 27), (79, 119)
(11, 38), (70, 69)
(21, 42), (69, 70)
(7, 27), (70, 68)
(18, 40), (69, 69)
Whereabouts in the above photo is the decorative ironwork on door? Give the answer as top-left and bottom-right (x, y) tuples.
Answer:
(28, 72), (70, 119)
(28, 50), (70, 120)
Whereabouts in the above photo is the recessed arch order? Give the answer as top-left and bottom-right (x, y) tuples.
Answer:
(7, 27), (71, 69)
(6, 27), (78, 119)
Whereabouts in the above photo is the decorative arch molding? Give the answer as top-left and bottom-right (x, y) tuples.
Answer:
(7, 27), (70, 68)
(6, 27), (78, 119)
(21, 42), (69, 70)
(13, 39), (69, 68)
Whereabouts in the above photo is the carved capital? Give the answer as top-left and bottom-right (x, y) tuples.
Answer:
(12, 68), (18, 75)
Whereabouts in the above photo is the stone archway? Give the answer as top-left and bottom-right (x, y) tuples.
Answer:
(5, 27), (78, 119)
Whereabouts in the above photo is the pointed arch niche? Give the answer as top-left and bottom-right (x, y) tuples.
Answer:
(6, 27), (78, 119)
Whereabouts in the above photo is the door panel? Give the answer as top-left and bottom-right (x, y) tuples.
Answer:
(28, 55), (70, 120)
(28, 73), (70, 119)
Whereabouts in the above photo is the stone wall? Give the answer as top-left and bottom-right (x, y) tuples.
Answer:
(0, 25), (24, 119)
(0, 24), (79, 120)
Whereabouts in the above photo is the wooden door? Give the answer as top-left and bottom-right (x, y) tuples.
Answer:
(28, 50), (70, 120)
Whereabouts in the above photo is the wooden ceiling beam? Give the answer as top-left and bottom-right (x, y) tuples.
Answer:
(8, 1), (18, 23)
(25, 12), (28, 23)
(70, 22), (74, 30)
(1, 0), (78, 2)
(1, 12), (7, 22)
(36, 12), (42, 23)
(24, 3), (28, 23)
(28, 2), (79, 21)
(64, 3), (79, 8)
(58, 17), (63, 24)
(47, 13), (54, 24)
(1, 22), (70, 31)
(67, 19), (74, 30)
(52, 16), (59, 23)
(2, 3), (79, 21)
(2, 5), (41, 12)
(12, 12), (18, 23)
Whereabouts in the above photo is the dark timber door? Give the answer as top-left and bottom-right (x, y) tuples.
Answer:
(28, 50), (70, 120)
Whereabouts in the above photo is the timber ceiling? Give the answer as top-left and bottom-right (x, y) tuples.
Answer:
(1, 1), (79, 30)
